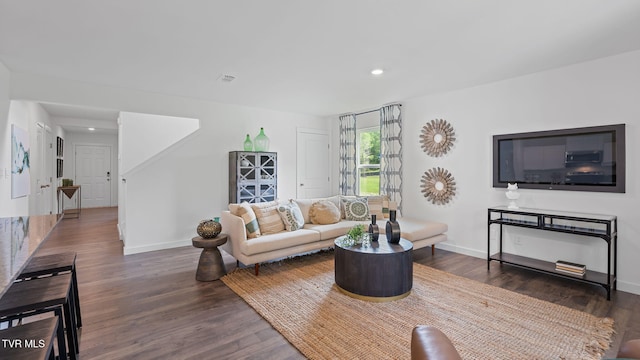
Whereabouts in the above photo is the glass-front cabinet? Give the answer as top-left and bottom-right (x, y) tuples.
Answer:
(229, 151), (277, 203)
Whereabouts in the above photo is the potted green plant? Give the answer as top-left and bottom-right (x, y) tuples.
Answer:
(347, 224), (366, 241)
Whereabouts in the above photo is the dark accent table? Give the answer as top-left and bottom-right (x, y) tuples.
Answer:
(334, 236), (413, 302)
(192, 234), (228, 281)
(487, 206), (617, 300)
(58, 185), (81, 218)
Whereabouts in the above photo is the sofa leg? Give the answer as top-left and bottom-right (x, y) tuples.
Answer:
(254, 263), (260, 276)
(432, 244), (435, 256)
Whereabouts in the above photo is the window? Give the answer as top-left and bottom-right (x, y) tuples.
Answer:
(357, 127), (380, 195)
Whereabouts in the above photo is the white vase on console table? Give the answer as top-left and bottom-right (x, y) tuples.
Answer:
(505, 183), (520, 209)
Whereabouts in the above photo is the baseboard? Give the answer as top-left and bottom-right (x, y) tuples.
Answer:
(617, 280), (640, 296)
(436, 242), (485, 259)
(123, 238), (191, 255)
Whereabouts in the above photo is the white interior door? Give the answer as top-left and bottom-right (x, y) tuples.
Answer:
(34, 124), (53, 215)
(297, 129), (330, 198)
(44, 128), (53, 214)
(76, 145), (112, 208)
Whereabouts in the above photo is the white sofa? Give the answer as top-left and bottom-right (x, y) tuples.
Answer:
(220, 197), (448, 275)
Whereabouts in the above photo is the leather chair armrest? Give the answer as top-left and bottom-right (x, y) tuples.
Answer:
(411, 326), (462, 360)
(618, 339), (640, 359)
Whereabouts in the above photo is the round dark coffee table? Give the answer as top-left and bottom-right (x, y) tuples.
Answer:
(192, 234), (228, 281)
(334, 236), (413, 302)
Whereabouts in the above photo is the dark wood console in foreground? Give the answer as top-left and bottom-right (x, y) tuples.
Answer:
(487, 206), (617, 300)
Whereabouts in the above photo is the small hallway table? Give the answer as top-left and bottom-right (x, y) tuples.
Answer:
(57, 185), (82, 218)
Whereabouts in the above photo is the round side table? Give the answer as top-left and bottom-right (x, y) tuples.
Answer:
(192, 234), (228, 281)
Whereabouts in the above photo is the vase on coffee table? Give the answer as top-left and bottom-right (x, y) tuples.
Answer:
(386, 210), (401, 244)
(369, 214), (380, 242)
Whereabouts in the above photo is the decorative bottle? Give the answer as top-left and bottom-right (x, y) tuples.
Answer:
(243, 134), (253, 151)
(368, 214), (379, 242)
(386, 210), (401, 244)
(254, 127), (270, 152)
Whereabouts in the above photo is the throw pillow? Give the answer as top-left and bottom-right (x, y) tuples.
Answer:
(277, 200), (305, 231)
(251, 201), (285, 234)
(367, 195), (386, 220)
(309, 200), (341, 225)
(341, 197), (369, 221)
(382, 200), (400, 218)
(295, 195), (342, 224)
(339, 195), (356, 219)
(229, 202), (261, 238)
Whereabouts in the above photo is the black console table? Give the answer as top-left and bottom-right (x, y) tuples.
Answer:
(487, 206), (617, 300)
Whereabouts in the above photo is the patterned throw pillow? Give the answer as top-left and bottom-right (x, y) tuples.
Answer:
(229, 202), (261, 238)
(251, 201), (285, 234)
(309, 200), (341, 225)
(277, 200), (305, 231)
(341, 197), (369, 221)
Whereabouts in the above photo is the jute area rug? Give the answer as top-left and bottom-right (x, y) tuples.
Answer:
(222, 252), (613, 360)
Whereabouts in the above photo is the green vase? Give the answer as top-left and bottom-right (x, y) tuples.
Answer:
(254, 127), (270, 152)
(243, 134), (253, 151)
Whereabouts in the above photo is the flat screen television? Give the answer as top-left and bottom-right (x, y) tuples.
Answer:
(493, 124), (625, 193)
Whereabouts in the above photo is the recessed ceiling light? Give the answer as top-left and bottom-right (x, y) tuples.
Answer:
(88, 127), (95, 131)
(371, 69), (384, 75)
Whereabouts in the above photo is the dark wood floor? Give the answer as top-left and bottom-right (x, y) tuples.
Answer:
(36, 207), (639, 359)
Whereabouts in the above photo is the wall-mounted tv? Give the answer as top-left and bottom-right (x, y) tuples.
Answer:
(493, 124), (625, 193)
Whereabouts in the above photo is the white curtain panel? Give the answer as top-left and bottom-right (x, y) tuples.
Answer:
(338, 114), (357, 196)
(380, 104), (403, 211)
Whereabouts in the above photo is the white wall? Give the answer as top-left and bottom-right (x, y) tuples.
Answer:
(119, 112), (199, 175)
(399, 50), (640, 294)
(63, 131), (119, 207)
(9, 74), (330, 254)
(0, 61), (25, 217)
(2, 100), (56, 216)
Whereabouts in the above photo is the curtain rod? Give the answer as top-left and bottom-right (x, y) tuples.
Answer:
(353, 103), (402, 117)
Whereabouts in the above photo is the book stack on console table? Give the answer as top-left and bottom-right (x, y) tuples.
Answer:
(555, 260), (586, 277)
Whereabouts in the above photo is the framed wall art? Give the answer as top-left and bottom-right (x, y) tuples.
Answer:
(57, 159), (64, 178)
(11, 124), (31, 198)
(56, 136), (64, 157)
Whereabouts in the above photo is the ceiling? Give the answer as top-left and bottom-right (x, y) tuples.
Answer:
(1, 0), (640, 121)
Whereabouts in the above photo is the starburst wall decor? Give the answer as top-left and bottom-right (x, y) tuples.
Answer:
(421, 167), (456, 205)
(420, 119), (456, 157)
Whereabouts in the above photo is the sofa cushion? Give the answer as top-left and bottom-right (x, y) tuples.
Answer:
(277, 200), (305, 231)
(239, 229), (321, 256)
(228, 202), (261, 238)
(367, 195), (387, 220)
(295, 195), (341, 224)
(251, 201), (285, 235)
(342, 197), (369, 221)
(304, 220), (368, 240)
(398, 218), (448, 241)
(309, 200), (341, 225)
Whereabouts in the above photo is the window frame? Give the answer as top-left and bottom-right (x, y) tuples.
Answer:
(356, 126), (381, 196)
